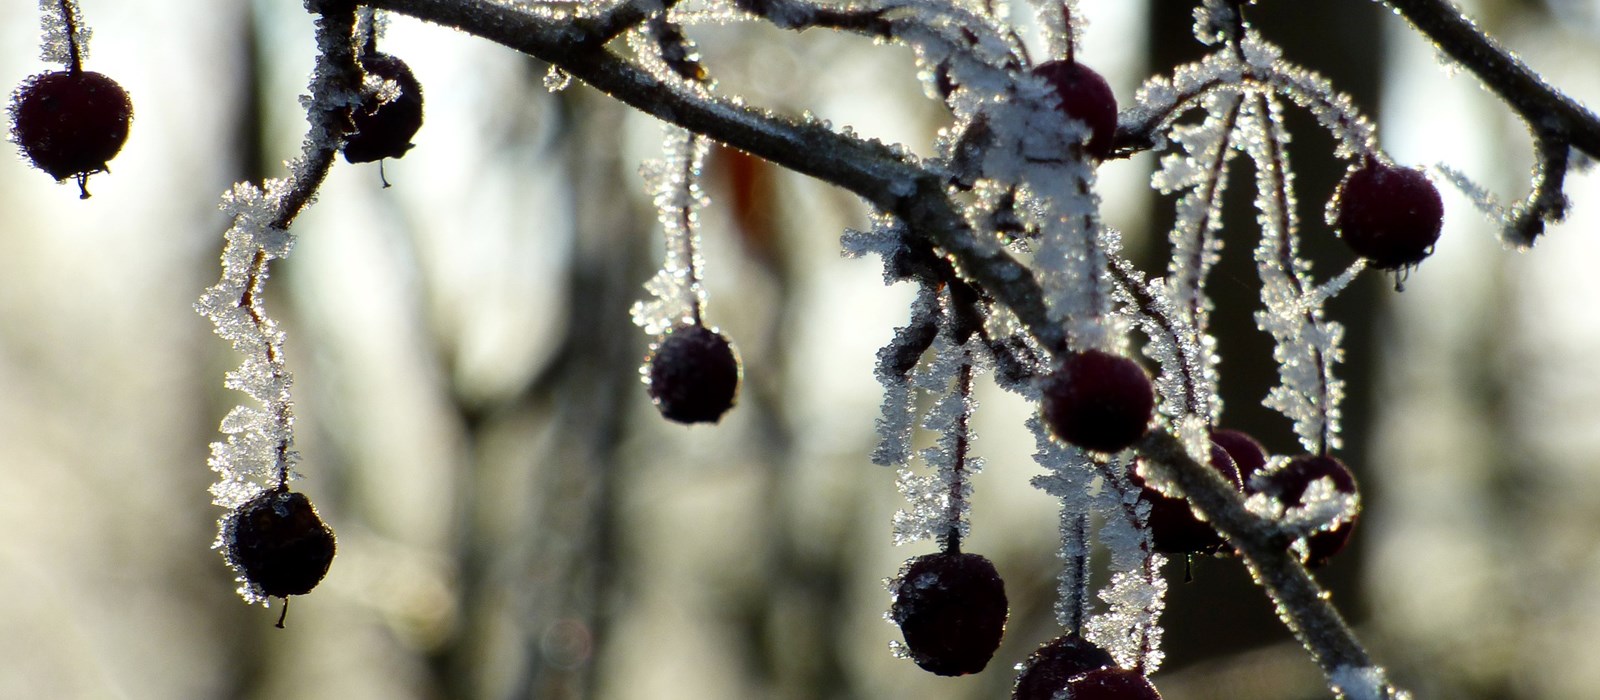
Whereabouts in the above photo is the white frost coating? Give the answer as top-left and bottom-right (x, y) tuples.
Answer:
(891, 322), (984, 548)
(1087, 454), (1167, 673)
(1028, 416), (1097, 632)
(1239, 95), (1349, 454)
(630, 127), (712, 335)
(872, 284), (940, 466)
(1434, 163), (1506, 219)
(37, 0), (90, 66)
(1330, 665), (1411, 700)
(1244, 476), (1359, 540)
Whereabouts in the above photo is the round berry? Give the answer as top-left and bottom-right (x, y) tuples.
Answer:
(1040, 350), (1155, 454)
(1250, 455), (1358, 567)
(646, 324), (740, 424)
(1334, 160), (1443, 269)
(1131, 443), (1241, 555)
(1062, 667), (1164, 700)
(342, 52), (424, 164)
(1013, 633), (1116, 700)
(9, 69), (132, 194)
(890, 551), (1008, 676)
(1209, 428), (1268, 484)
(1031, 60), (1118, 159)
(222, 488), (336, 599)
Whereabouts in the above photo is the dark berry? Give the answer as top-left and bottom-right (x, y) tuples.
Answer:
(1040, 350), (1155, 453)
(1013, 633), (1116, 700)
(342, 52), (424, 164)
(223, 488), (336, 599)
(9, 70), (131, 195)
(1062, 667), (1164, 700)
(1131, 444), (1241, 555)
(890, 552), (1008, 676)
(1334, 160), (1443, 269)
(646, 324), (740, 424)
(1250, 455), (1358, 567)
(1209, 428), (1268, 484)
(1031, 60), (1118, 159)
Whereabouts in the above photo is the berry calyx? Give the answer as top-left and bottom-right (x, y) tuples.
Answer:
(1334, 159), (1443, 270)
(646, 324), (741, 424)
(1249, 454), (1359, 567)
(1013, 633), (1116, 700)
(222, 488), (337, 601)
(342, 52), (424, 165)
(9, 69), (132, 197)
(890, 551), (1008, 676)
(1031, 60), (1118, 159)
(1131, 443), (1241, 555)
(1040, 349), (1155, 454)
(1061, 667), (1164, 700)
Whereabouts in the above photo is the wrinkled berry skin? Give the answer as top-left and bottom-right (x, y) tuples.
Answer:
(9, 70), (131, 183)
(1013, 633), (1116, 700)
(647, 324), (740, 424)
(224, 489), (336, 598)
(343, 53), (423, 164)
(1062, 668), (1164, 700)
(1132, 444), (1241, 555)
(1251, 455), (1359, 567)
(1031, 60), (1118, 159)
(1041, 350), (1155, 454)
(1334, 160), (1443, 269)
(890, 552), (1008, 676)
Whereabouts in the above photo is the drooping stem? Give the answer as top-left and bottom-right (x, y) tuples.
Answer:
(57, 0), (82, 73)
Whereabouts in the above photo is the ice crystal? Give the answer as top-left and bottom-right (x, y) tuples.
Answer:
(38, 0), (91, 66)
(1330, 665), (1412, 700)
(630, 127), (711, 335)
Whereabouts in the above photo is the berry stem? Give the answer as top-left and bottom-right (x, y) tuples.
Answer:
(1062, 511), (1089, 635)
(679, 133), (705, 327)
(940, 356), (975, 554)
(57, 0), (82, 74)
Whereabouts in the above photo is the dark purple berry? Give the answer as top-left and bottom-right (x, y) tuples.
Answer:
(1131, 444), (1241, 555)
(646, 324), (740, 424)
(9, 69), (131, 195)
(222, 488), (336, 599)
(1209, 428), (1268, 484)
(1013, 633), (1116, 700)
(1063, 667), (1164, 700)
(1334, 160), (1443, 269)
(342, 52), (424, 164)
(890, 552), (1008, 676)
(1041, 350), (1155, 453)
(1250, 455), (1359, 567)
(1031, 60), (1118, 159)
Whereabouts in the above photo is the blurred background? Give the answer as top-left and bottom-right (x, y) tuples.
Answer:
(1, 0), (1598, 698)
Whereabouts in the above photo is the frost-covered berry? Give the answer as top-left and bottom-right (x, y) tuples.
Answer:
(1012, 633), (1116, 700)
(1031, 60), (1118, 159)
(1251, 455), (1358, 567)
(1041, 350), (1155, 454)
(890, 551), (1008, 676)
(646, 324), (740, 424)
(222, 488), (336, 599)
(1132, 444), (1241, 555)
(1061, 667), (1164, 700)
(1334, 160), (1443, 269)
(342, 52), (424, 164)
(9, 69), (131, 196)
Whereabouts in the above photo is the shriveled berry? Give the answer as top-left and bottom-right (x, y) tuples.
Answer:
(1031, 60), (1118, 159)
(1063, 667), (1163, 700)
(646, 324), (740, 424)
(890, 552), (1008, 676)
(1013, 633), (1116, 700)
(1251, 455), (1358, 567)
(1334, 160), (1443, 269)
(9, 69), (131, 195)
(342, 52), (424, 164)
(1041, 350), (1155, 453)
(1131, 443), (1241, 555)
(223, 488), (336, 599)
